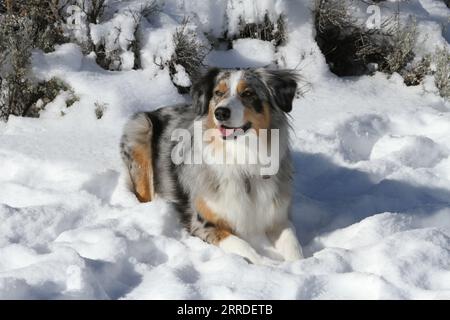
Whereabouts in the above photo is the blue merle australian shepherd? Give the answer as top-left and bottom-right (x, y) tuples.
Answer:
(120, 68), (303, 264)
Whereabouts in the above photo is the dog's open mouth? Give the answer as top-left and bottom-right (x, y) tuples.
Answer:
(218, 123), (252, 139)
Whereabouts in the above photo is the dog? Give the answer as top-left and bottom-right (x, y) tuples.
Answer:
(120, 68), (303, 264)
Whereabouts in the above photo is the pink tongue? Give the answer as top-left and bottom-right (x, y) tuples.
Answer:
(219, 127), (235, 137)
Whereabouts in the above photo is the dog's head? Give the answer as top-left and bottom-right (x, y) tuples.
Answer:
(191, 68), (298, 139)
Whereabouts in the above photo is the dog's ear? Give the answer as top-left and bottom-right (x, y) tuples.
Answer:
(190, 68), (221, 116)
(259, 69), (298, 113)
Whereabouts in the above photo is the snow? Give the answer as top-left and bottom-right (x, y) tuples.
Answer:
(1, 0), (450, 299)
(171, 64), (191, 87)
(225, 0), (285, 37)
(164, 0), (227, 38)
(207, 39), (275, 68)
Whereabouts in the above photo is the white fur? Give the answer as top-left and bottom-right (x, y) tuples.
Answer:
(268, 222), (303, 261)
(219, 234), (263, 264)
(202, 149), (303, 261)
(205, 165), (289, 241)
(215, 71), (246, 128)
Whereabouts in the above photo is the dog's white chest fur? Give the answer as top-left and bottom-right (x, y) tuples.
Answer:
(205, 167), (287, 240)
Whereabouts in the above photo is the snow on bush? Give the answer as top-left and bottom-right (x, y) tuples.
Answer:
(225, 0), (284, 37)
(313, 0), (450, 93)
(434, 48), (450, 99)
(0, 14), (35, 120)
(236, 12), (287, 47)
(314, 0), (419, 77)
(87, 1), (160, 70)
(0, 3), (74, 121)
(167, 18), (209, 92)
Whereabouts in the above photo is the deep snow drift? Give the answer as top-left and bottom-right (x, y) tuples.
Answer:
(0, 0), (450, 299)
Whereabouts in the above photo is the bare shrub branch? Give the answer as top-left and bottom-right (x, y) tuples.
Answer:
(238, 12), (287, 46)
(434, 48), (450, 99)
(169, 17), (209, 92)
(314, 0), (417, 77)
(0, 3), (73, 120)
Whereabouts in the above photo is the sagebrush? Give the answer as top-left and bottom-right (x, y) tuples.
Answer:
(167, 18), (209, 93)
(0, 1), (73, 120)
(314, 0), (417, 77)
(434, 48), (450, 99)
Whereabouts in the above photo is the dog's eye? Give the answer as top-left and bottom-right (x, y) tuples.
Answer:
(214, 90), (224, 97)
(241, 90), (254, 98)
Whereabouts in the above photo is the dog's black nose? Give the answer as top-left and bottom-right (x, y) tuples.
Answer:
(214, 107), (231, 121)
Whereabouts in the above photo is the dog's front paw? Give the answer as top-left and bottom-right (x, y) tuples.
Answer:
(278, 235), (304, 261)
(283, 245), (304, 261)
(219, 235), (263, 265)
(269, 223), (304, 261)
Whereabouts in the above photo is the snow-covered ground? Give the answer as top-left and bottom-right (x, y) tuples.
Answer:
(0, 0), (450, 299)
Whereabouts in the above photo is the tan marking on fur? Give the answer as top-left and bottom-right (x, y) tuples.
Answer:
(131, 144), (154, 202)
(236, 80), (249, 95)
(215, 81), (228, 95)
(195, 197), (232, 244)
(238, 80), (271, 134)
(206, 100), (216, 130)
(215, 229), (232, 243)
(243, 101), (271, 135)
(5, 0), (12, 13)
(195, 197), (219, 223)
(207, 80), (229, 130)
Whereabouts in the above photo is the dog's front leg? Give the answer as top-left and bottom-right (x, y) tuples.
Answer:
(192, 198), (263, 265)
(268, 221), (303, 261)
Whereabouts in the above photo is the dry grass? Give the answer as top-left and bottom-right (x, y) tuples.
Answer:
(434, 48), (450, 99)
(94, 101), (108, 119)
(401, 56), (432, 86)
(0, 1), (76, 120)
(0, 14), (37, 120)
(314, 0), (418, 77)
(383, 17), (417, 74)
(238, 12), (287, 47)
